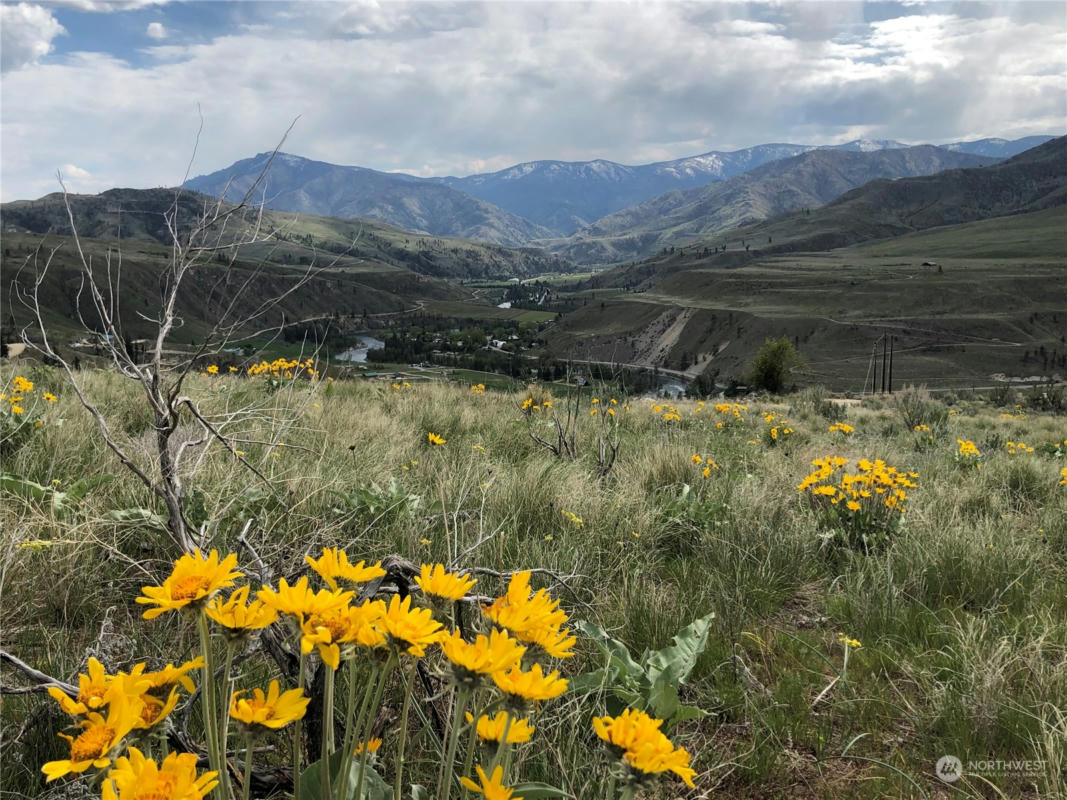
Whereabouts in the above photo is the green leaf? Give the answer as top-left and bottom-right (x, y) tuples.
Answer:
(299, 749), (391, 800)
(644, 612), (714, 690)
(564, 667), (616, 697)
(64, 475), (113, 502)
(670, 703), (709, 725)
(0, 473), (50, 502)
(510, 782), (573, 799)
(103, 508), (168, 530)
(410, 785), (429, 800)
(576, 620), (642, 678)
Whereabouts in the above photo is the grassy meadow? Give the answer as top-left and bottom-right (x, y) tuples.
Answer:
(1, 364), (1066, 799)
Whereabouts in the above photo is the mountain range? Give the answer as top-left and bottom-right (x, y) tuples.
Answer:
(183, 136), (1055, 246)
(546, 146), (998, 264)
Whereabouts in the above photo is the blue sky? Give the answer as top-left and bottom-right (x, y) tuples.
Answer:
(1, 1), (1064, 201)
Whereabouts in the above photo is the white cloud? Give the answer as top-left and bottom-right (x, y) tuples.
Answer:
(46, 1), (169, 11)
(0, 3), (66, 71)
(0, 2), (1063, 200)
(146, 21), (166, 39)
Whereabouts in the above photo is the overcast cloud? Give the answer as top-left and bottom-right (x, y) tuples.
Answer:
(1, 0), (1064, 200)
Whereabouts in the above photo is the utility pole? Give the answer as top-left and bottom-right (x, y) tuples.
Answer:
(872, 338), (879, 395)
(888, 335), (894, 394)
(881, 336), (888, 394)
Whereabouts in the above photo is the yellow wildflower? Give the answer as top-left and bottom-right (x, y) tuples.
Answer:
(440, 629), (525, 688)
(460, 765), (521, 800)
(415, 563), (476, 602)
(205, 585), (279, 640)
(491, 663), (568, 706)
(230, 679), (310, 731)
(464, 711), (535, 744)
(102, 748), (218, 800)
(42, 689), (140, 781)
(305, 548), (386, 590)
(380, 594), (444, 657)
(136, 550), (243, 619)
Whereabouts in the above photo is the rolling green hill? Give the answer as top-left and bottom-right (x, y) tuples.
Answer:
(0, 188), (573, 352)
(544, 205), (1067, 391)
(1, 188), (572, 281)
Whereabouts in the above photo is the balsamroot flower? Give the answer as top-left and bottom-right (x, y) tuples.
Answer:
(103, 747), (218, 800)
(257, 577), (353, 622)
(305, 548), (386, 590)
(141, 657), (205, 696)
(300, 606), (354, 670)
(230, 679), (310, 732)
(593, 708), (696, 788)
(482, 570), (575, 658)
(137, 549), (243, 619)
(380, 594), (444, 657)
(354, 738), (382, 755)
(205, 585), (279, 641)
(42, 689), (140, 781)
(415, 563), (476, 602)
(440, 629), (525, 688)
(491, 663), (568, 708)
(47, 657), (114, 715)
(459, 765), (520, 800)
(465, 711), (535, 744)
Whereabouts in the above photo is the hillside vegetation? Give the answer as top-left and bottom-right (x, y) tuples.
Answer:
(185, 154), (554, 246)
(1, 365), (1065, 799)
(549, 147), (997, 265)
(546, 205), (1067, 390)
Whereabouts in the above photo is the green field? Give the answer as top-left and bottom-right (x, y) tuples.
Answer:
(2, 365), (1065, 799)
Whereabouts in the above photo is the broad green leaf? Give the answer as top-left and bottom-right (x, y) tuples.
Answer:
(644, 612), (714, 689)
(564, 667), (617, 696)
(669, 703), (709, 726)
(410, 785), (429, 800)
(576, 620), (642, 677)
(299, 749), (391, 800)
(0, 473), (49, 501)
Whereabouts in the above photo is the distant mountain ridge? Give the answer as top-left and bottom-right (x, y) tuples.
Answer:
(547, 146), (999, 264)
(435, 136), (1054, 234)
(185, 153), (554, 247)
(179, 136), (1055, 246)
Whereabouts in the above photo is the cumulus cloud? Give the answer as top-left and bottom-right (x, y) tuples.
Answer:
(146, 21), (166, 39)
(0, 3), (66, 71)
(0, 2), (1063, 200)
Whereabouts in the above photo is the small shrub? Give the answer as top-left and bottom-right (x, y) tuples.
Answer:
(891, 386), (949, 431)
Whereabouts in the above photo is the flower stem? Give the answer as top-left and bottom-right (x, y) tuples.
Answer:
(488, 714), (513, 776)
(241, 734), (254, 800)
(321, 665), (335, 800)
(435, 688), (471, 800)
(458, 692), (483, 800)
(293, 651), (306, 800)
(197, 613), (226, 799)
(394, 659), (418, 800)
(355, 655), (395, 800)
(338, 661), (380, 795)
(219, 642), (237, 784)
